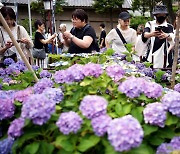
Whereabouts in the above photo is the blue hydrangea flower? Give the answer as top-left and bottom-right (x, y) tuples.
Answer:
(79, 95), (108, 119)
(83, 63), (103, 78)
(33, 78), (54, 94)
(3, 58), (15, 66)
(106, 64), (125, 82)
(143, 103), (166, 127)
(56, 111), (83, 135)
(107, 115), (143, 152)
(162, 91), (180, 117)
(170, 136), (180, 150)
(118, 77), (146, 98)
(143, 81), (163, 98)
(174, 83), (180, 93)
(0, 96), (15, 120)
(21, 94), (56, 125)
(91, 114), (112, 136)
(43, 87), (64, 103)
(0, 137), (14, 154)
(156, 143), (174, 154)
(8, 118), (25, 138)
(40, 70), (52, 78)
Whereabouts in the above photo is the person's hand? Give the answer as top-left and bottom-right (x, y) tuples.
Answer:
(151, 30), (161, 37)
(18, 38), (29, 44)
(5, 41), (13, 49)
(63, 31), (72, 40)
(158, 31), (170, 39)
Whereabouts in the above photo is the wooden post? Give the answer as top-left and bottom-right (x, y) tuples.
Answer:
(0, 12), (39, 82)
(170, 5), (180, 89)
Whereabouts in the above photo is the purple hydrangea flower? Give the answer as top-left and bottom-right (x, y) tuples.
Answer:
(156, 143), (174, 154)
(33, 78), (54, 94)
(8, 118), (25, 138)
(21, 94), (56, 125)
(54, 70), (72, 84)
(170, 136), (180, 150)
(143, 81), (163, 98)
(106, 64), (125, 82)
(142, 67), (154, 77)
(14, 87), (33, 103)
(136, 63), (145, 70)
(40, 70), (52, 78)
(143, 103), (166, 127)
(162, 91), (180, 117)
(174, 83), (180, 93)
(91, 114), (112, 136)
(56, 111), (83, 135)
(3, 77), (12, 84)
(8, 60), (27, 72)
(83, 63), (103, 78)
(3, 58), (15, 66)
(79, 95), (108, 119)
(107, 115), (143, 152)
(118, 77), (146, 98)
(0, 96), (15, 120)
(43, 87), (64, 103)
(32, 65), (40, 71)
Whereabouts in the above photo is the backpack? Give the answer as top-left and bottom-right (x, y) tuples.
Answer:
(71, 25), (100, 52)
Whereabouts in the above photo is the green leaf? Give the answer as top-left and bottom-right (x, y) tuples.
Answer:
(122, 104), (132, 114)
(115, 103), (124, 116)
(143, 124), (158, 136)
(38, 141), (54, 154)
(77, 135), (100, 152)
(158, 127), (175, 139)
(148, 135), (165, 146)
(131, 107), (144, 123)
(80, 78), (92, 86)
(165, 113), (179, 126)
(128, 144), (154, 154)
(102, 138), (119, 154)
(22, 142), (40, 154)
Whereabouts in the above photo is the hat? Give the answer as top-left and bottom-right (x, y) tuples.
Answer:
(152, 5), (168, 15)
(118, 11), (131, 20)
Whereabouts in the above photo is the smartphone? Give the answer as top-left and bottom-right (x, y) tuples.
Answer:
(155, 27), (162, 31)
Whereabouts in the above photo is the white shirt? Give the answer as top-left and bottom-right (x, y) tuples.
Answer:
(106, 25), (137, 54)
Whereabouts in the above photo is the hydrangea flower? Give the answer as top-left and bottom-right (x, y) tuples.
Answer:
(8, 60), (27, 72)
(79, 95), (108, 119)
(33, 78), (54, 94)
(174, 83), (180, 93)
(8, 118), (25, 138)
(56, 111), (83, 135)
(162, 91), (180, 117)
(0, 137), (14, 154)
(54, 70), (72, 84)
(32, 65), (39, 71)
(143, 81), (163, 98)
(143, 103), (166, 127)
(14, 87), (33, 103)
(40, 70), (52, 78)
(0, 96), (15, 120)
(107, 115), (143, 152)
(118, 77), (146, 98)
(156, 143), (174, 154)
(21, 94), (56, 125)
(170, 136), (180, 150)
(91, 114), (112, 136)
(3, 58), (15, 66)
(43, 87), (64, 103)
(106, 64), (125, 82)
(83, 63), (103, 78)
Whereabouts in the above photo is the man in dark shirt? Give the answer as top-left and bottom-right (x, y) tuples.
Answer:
(63, 9), (99, 53)
(99, 23), (106, 49)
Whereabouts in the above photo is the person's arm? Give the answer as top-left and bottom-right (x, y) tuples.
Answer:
(63, 31), (93, 48)
(105, 29), (114, 49)
(40, 34), (56, 45)
(100, 38), (104, 48)
(0, 41), (13, 54)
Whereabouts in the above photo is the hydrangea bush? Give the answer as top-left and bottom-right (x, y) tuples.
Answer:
(0, 52), (179, 154)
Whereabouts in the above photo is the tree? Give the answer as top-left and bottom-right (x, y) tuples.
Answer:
(92, 0), (124, 29)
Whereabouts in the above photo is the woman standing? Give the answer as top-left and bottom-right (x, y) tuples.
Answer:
(105, 11), (137, 55)
(0, 6), (33, 66)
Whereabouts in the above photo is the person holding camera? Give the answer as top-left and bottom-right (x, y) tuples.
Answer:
(142, 5), (175, 68)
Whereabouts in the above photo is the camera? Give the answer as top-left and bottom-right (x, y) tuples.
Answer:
(155, 26), (162, 31)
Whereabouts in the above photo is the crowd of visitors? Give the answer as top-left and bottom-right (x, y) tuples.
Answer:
(0, 5), (179, 69)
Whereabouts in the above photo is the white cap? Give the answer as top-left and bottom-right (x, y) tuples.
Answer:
(59, 24), (66, 29)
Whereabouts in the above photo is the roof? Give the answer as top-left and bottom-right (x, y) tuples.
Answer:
(65, 0), (132, 8)
(1, 0), (132, 8)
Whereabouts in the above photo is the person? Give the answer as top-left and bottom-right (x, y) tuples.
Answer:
(33, 20), (56, 58)
(63, 9), (99, 54)
(0, 6), (33, 67)
(99, 23), (106, 49)
(142, 5), (175, 68)
(105, 11), (137, 55)
(57, 24), (67, 54)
